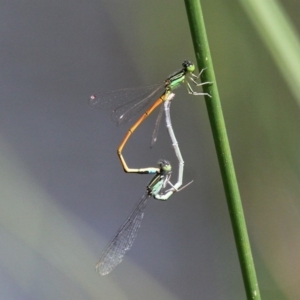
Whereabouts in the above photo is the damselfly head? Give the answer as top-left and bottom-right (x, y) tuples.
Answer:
(157, 159), (172, 174)
(182, 60), (195, 73)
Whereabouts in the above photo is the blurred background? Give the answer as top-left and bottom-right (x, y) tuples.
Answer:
(0, 1), (299, 299)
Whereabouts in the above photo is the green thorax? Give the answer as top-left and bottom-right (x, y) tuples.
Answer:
(164, 60), (195, 92)
(147, 159), (172, 197)
(147, 174), (165, 197)
(165, 69), (186, 91)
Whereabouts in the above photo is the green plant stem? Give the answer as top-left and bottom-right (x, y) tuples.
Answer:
(184, 1), (261, 299)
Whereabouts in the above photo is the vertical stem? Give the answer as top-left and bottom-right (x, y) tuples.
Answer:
(184, 1), (261, 299)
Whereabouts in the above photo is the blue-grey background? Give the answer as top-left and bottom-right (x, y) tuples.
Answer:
(0, 1), (299, 299)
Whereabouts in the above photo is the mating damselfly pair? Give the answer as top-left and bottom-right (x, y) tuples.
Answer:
(90, 61), (211, 275)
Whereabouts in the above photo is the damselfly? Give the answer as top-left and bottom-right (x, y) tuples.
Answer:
(96, 95), (192, 275)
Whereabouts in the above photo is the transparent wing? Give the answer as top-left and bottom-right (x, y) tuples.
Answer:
(89, 84), (165, 126)
(150, 92), (176, 148)
(150, 103), (164, 148)
(111, 85), (165, 126)
(96, 193), (150, 275)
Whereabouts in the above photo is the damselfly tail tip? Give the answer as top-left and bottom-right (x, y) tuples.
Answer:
(166, 92), (175, 101)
